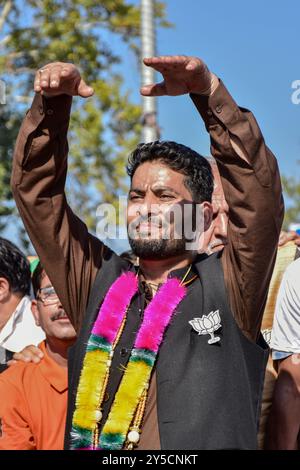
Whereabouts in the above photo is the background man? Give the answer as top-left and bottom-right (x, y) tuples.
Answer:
(258, 230), (300, 448)
(0, 238), (44, 372)
(265, 257), (300, 449)
(0, 262), (76, 450)
(202, 158), (229, 255)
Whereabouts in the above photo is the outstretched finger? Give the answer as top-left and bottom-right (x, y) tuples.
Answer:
(39, 68), (51, 90)
(34, 72), (42, 92)
(143, 58), (170, 74)
(7, 360), (17, 367)
(48, 65), (65, 89)
(34, 66), (50, 92)
(12, 352), (31, 362)
(144, 55), (186, 65)
(140, 81), (167, 97)
(143, 55), (188, 71)
(26, 345), (44, 358)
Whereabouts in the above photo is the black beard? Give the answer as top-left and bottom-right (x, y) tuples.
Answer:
(128, 236), (187, 260)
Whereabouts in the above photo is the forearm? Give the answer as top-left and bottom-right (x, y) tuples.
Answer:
(265, 393), (300, 450)
(191, 79), (283, 217)
(191, 82), (284, 339)
(11, 94), (103, 331)
(265, 358), (300, 449)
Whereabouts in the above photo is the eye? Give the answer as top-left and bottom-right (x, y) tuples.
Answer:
(129, 194), (143, 201)
(160, 194), (174, 200)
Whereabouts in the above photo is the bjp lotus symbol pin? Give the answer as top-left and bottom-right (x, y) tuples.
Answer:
(189, 310), (222, 344)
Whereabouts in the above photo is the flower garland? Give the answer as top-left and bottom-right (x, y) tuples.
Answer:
(71, 272), (138, 449)
(71, 271), (186, 450)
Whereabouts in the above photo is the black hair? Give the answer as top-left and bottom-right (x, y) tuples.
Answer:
(127, 141), (214, 203)
(0, 237), (31, 296)
(31, 261), (45, 298)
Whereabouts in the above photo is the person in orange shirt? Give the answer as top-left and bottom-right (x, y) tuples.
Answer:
(0, 262), (76, 450)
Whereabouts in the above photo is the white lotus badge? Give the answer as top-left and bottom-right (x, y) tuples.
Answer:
(189, 310), (222, 344)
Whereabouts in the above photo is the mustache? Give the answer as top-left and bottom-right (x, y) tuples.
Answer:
(50, 309), (68, 321)
(209, 238), (227, 249)
(135, 214), (163, 226)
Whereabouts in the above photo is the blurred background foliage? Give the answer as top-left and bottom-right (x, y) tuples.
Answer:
(0, 0), (169, 249)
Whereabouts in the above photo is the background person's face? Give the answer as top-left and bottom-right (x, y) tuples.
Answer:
(203, 164), (229, 254)
(127, 161), (212, 259)
(31, 273), (76, 341)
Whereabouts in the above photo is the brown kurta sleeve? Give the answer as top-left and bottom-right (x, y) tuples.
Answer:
(191, 81), (284, 341)
(11, 93), (107, 332)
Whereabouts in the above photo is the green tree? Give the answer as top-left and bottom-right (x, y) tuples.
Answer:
(0, 0), (169, 247)
(0, 107), (21, 228)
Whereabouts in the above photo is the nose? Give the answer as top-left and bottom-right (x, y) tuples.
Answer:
(136, 193), (160, 218)
(215, 212), (228, 239)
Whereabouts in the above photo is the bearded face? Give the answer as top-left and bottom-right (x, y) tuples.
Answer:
(127, 161), (212, 260)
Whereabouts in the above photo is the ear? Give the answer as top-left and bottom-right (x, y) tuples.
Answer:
(202, 202), (213, 231)
(0, 277), (10, 302)
(31, 300), (41, 327)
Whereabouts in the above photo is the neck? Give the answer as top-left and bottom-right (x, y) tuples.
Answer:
(46, 336), (75, 368)
(0, 294), (23, 333)
(139, 252), (196, 284)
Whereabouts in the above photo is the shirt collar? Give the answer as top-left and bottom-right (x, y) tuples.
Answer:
(0, 296), (45, 351)
(38, 341), (68, 393)
(0, 296), (30, 345)
(138, 262), (199, 300)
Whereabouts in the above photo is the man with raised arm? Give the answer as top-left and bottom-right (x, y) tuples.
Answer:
(11, 56), (283, 450)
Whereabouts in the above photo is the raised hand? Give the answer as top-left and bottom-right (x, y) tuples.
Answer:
(34, 62), (94, 98)
(140, 55), (217, 97)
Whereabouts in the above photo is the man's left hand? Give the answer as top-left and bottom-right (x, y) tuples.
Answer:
(140, 55), (218, 97)
(278, 231), (300, 247)
(7, 345), (44, 366)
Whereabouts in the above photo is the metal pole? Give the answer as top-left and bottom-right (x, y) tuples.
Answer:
(141, 0), (159, 142)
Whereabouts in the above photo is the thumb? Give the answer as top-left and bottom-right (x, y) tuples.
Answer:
(7, 360), (17, 367)
(77, 79), (94, 98)
(140, 81), (167, 97)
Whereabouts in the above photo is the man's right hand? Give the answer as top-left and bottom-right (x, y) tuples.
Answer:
(34, 62), (94, 98)
(278, 231), (300, 247)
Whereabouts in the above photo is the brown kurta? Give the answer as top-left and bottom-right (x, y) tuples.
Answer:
(11, 80), (284, 449)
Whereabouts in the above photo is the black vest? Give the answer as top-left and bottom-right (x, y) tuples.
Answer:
(65, 250), (268, 450)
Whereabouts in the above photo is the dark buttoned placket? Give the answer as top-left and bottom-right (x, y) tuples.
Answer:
(98, 291), (143, 432)
(97, 263), (199, 436)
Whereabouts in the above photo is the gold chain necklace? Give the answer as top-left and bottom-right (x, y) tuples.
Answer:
(142, 263), (196, 290)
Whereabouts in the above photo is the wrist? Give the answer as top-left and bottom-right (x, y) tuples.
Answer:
(193, 72), (219, 96)
(42, 91), (66, 99)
